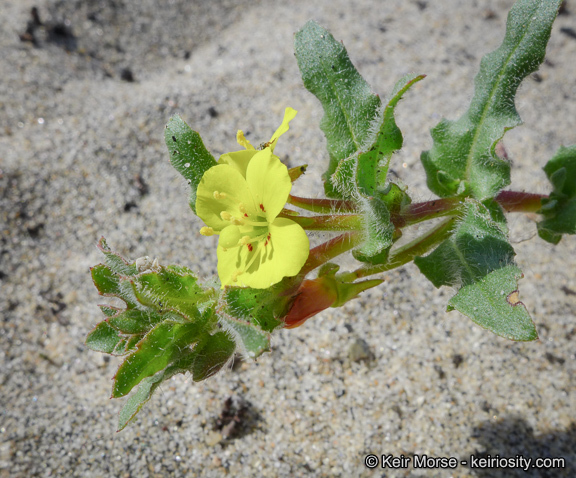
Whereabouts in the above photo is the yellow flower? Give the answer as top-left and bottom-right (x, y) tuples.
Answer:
(196, 108), (309, 288)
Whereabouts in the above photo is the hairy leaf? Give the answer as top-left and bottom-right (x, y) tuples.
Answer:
(415, 199), (537, 340)
(131, 266), (215, 321)
(117, 349), (196, 431)
(333, 74), (425, 198)
(538, 145), (576, 243)
(219, 315), (270, 359)
(421, 0), (562, 199)
(112, 321), (204, 398)
(192, 331), (236, 382)
(294, 20), (381, 198)
(165, 115), (218, 213)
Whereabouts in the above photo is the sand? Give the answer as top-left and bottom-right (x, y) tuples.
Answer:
(1, 0), (576, 476)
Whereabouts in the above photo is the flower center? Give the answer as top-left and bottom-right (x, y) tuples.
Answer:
(201, 191), (276, 283)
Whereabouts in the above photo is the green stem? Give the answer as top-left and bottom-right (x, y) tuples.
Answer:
(338, 217), (458, 281)
(278, 210), (363, 231)
(288, 194), (358, 213)
(301, 232), (361, 275)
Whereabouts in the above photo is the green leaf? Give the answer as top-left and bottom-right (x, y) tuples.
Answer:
(165, 115), (218, 213)
(415, 199), (513, 287)
(86, 321), (124, 354)
(223, 277), (299, 332)
(294, 20), (381, 198)
(421, 0), (562, 200)
(131, 266), (215, 321)
(333, 74), (425, 198)
(538, 145), (576, 243)
(448, 266), (537, 341)
(112, 321), (204, 398)
(352, 195), (394, 264)
(191, 331), (236, 382)
(415, 199), (537, 340)
(108, 309), (165, 335)
(97, 237), (138, 276)
(117, 349), (196, 431)
(219, 315), (270, 359)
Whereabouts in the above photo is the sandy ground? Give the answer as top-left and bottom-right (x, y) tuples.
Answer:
(1, 0), (576, 476)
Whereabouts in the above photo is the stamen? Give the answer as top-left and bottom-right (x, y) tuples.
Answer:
(239, 236), (252, 245)
(200, 226), (216, 236)
(230, 217), (244, 226)
(220, 211), (232, 221)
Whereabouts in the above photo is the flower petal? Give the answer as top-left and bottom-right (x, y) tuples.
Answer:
(218, 149), (258, 179)
(236, 130), (255, 150)
(268, 107), (297, 152)
(246, 149), (292, 221)
(196, 164), (257, 231)
(238, 217), (309, 289)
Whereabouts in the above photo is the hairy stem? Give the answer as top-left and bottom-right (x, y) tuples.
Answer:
(395, 190), (546, 227)
(338, 217), (458, 281)
(301, 232), (361, 275)
(288, 194), (358, 213)
(279, 210), (363, 231)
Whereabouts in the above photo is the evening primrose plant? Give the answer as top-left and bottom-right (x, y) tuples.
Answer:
(87, 0), (575, 431)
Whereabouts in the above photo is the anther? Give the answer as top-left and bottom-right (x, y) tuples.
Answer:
(239, 236), (252, 245)
(200, 227), (216, 236)
(220, 211), (232, 221)
(213, 191), (227, 199)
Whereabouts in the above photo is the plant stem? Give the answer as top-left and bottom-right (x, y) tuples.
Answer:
(301, 232), (361, 275)
(288, 194), (358, 213)
(395, 190), (546, 227)
(495, 190), (546, 213)
(278, 210), (363, 231)
(397, 197), (463, 227)
(338, 217), (458, 281)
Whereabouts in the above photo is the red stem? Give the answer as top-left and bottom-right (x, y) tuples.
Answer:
(300, 232), (360, 275)
(288, 194), (358, 213)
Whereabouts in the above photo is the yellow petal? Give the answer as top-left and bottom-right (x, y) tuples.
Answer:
(240, 218), (309, 288)
(218, 149), (258, 179)
(196, 164), (257, 231)
(268, 107), (297, 152)
(236, 130), (255, 150)
(245, 149), (292, 221)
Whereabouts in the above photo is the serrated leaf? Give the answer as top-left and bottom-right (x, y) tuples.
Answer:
(165, 115), (218, 213)
(421, 0), (562, 199)
(112, 321), (204, 398)
(294, 20), (381, 198)
(131, 266), (214, 321)
(415, 199), (536, 340)
(108, 309), (165, 335)
(191, 331), (236, 382)
(97, 237), (138, 276)
(86, 321), (124, 354)
(117, 349), (196, 431)
(538, 145), (576, 243)
(448, 265), (537, 341)
(91, 264), (138, 308)
(219, 315), (270, 359)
